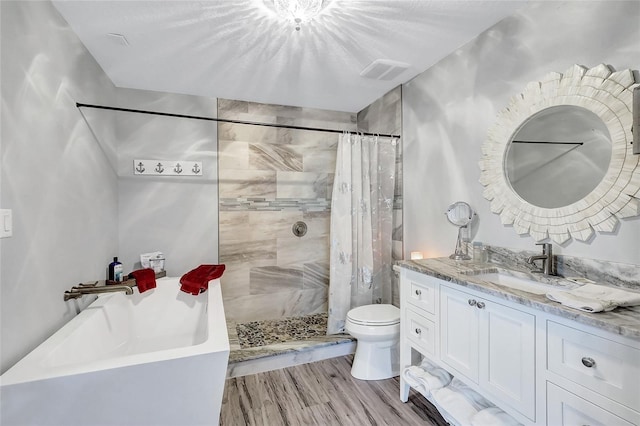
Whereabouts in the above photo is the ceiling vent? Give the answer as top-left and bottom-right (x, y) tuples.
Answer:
(360, 59), (410, 81)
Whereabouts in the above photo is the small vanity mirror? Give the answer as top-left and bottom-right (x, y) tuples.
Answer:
(480, 64), (640, 244)
(506, 105), (612, 209)
(446, 201), (475, 260)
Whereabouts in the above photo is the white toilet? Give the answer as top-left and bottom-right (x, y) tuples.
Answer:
(345, 304), (401, 380)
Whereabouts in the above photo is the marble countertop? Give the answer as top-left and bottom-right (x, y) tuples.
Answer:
(395, 257), (640, 341)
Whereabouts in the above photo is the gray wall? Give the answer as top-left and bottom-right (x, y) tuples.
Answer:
(114, 89), (219, 275)
(0, 1), (118, 373)
(402, 1), (640, 265)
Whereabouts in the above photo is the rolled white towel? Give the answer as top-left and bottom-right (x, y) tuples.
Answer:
(471, 407), (521, 426)
(546, 284), (640, 312)
(402, 366), (428, 394)
(432, 386), (479, 425)
(402, 361), (453, 397)
(446, 378), (494, 412)
(419, 359), (453, 389)
(402, 366), (451, 397)
(432, 378), (496, 425)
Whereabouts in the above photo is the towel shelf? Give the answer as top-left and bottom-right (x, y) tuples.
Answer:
(106, 270), (166, 287)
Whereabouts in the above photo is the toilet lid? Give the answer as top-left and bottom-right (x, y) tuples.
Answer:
(347, 304), (400, 326)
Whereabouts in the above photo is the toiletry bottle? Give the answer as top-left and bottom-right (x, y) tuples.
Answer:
(108, 257), (124, 282)
(472, 242), (484, 263)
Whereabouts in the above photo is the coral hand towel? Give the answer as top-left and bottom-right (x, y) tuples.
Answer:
(129, 268), (157, 293)
(180, 264), (225, 295)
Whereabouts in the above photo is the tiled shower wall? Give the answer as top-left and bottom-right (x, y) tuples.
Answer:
(218, 99), (357, 323)
(357, 86), (403, 307)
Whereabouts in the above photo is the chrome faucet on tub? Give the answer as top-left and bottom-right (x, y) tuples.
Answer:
(526, 243), (557, 276)
(64, 282), (133, 301)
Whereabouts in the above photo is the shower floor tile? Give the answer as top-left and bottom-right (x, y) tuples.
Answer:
(236, 313), (329, 348)
(226, 314), (355, 376)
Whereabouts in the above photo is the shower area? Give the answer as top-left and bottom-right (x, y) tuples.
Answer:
(218, 90), (403, 367)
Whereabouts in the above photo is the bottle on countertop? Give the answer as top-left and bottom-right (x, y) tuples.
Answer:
(472, 242), (488, 263)
(108, 257), (124, 282)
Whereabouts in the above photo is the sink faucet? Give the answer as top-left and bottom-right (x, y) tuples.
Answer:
(526, 243), (556, 276)
(64, 282), (134, 301)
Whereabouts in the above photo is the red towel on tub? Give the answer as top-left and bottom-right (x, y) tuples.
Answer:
(179, 264), (225, 295)
(128, 268), (156, 293)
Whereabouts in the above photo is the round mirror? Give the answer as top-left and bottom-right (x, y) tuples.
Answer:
(446, 201), (475, 260)
(446, 201), (475, 227)
(479, 64), (640, 244)
(505, 106), (612, 208)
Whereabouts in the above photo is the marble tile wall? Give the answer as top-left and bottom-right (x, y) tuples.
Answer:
(218, 99), (356, 323)
(357, 86), (403, 307)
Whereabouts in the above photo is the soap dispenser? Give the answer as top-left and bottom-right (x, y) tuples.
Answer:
(108, 257), (123, 282)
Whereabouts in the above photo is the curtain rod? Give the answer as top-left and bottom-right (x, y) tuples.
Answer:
(76, 102), (401, 139)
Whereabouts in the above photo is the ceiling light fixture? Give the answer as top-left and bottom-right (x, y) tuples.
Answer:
(273, 0), (325, 31)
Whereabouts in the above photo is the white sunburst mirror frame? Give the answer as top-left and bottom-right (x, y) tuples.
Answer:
(479, 64), (640, 244)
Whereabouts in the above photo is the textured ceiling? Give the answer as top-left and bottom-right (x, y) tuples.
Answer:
(52, 0), (526, 112)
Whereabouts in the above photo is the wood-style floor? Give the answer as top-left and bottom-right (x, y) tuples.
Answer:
(220, 355), (448, 426)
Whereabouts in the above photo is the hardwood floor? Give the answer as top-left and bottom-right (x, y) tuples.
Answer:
(220, 355), (448, 426)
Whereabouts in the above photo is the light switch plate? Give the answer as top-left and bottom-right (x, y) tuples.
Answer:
(1, 209), (13, 238)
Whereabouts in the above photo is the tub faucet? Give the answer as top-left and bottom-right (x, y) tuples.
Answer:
(64, 282), (134, 301)
(526, 243), (556, 276)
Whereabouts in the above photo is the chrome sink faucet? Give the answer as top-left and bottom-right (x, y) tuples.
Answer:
(526, 243), (557, 276)
(64, 282), (133, 301)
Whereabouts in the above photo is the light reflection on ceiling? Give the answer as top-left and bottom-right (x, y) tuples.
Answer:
(52, 0), (527, 112)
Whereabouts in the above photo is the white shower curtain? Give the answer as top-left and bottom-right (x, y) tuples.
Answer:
(328, 133), (398, 334)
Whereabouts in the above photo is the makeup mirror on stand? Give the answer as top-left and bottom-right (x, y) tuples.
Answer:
(446, 201), (475, 260)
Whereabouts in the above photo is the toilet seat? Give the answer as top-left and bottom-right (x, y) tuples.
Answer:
(347, 304), (400, 326)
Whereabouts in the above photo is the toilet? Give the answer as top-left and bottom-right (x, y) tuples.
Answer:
(345, 304), (401, 380)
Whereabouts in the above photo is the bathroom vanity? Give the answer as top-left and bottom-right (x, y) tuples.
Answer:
(397, 258), (640, 426)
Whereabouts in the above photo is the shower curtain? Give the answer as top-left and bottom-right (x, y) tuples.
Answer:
(327, 133), (398, 334)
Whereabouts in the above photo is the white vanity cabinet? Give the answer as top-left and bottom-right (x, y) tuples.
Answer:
(399, 269), (536, 422)
(440, 285), (536, 419)
(398, 265), (640, 426)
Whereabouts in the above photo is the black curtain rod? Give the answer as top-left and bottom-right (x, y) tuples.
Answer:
(512, 140), (583, 146)
(76, 102), (401, 139)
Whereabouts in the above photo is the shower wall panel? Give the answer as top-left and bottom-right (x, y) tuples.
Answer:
(218, 99), (356, 323)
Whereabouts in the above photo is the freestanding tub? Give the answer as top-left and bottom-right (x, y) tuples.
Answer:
(0, 277), (229, 426)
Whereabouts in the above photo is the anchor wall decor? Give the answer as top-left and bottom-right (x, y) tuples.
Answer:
(133, 159), (203, 177)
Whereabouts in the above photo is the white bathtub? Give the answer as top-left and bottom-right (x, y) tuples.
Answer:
(0, 277), (229, 426)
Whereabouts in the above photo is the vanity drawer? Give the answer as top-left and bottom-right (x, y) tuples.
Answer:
(406, 275), (437, 315)
(547, 382), (636, 426)
(406, 308), (436, 356)
(547, 321), (640, 410)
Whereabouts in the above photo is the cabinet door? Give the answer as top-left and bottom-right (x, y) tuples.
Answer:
(479, 298), (536, 419)
(547, 382), (635, 426)
(440, 286), (480, 382)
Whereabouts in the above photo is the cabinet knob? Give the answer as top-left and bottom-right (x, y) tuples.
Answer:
(581, 357), (596, 368)
(468, 299), (477, 306)
(476, 301), (486, 309)
(415, 328), (422, 335)
(415, 289), (422, 296)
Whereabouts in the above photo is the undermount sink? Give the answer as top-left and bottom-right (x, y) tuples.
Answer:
(471, 270), (579, 295)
